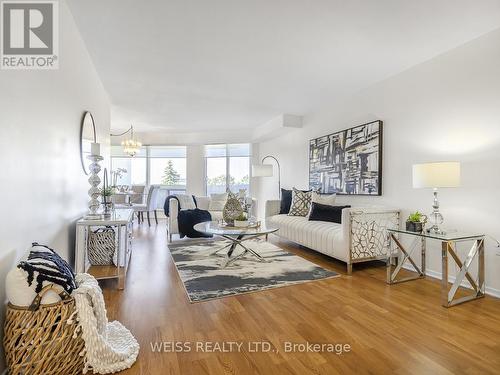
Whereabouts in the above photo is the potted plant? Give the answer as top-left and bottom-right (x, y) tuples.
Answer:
(111, 168), (127, 187)
(100, 186), (116, 216)
(100, 186), (116, 201)
(406, 211), (427, 232)
(234, 212), (249, 227)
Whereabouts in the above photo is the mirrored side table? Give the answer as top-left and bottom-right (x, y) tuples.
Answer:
(386, 228), (485, 308)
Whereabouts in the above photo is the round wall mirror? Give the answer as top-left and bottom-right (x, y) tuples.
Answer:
(80, 111), (96, 175)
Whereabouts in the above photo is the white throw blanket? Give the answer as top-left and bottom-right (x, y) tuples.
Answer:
(70, 273), (140, 374)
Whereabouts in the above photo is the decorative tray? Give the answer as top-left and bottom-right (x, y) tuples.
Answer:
(220, 221), (260, 229)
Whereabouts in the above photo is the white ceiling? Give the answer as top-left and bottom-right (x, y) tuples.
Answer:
(67, 0), (500, 138)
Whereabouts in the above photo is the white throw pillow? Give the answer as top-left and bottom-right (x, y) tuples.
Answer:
(288, 188), (313, 216)
(311, 191), (336, 206)
(177, 194), (196, 210)
(209, 193), (228, 211)
(6, 267), (61, 307)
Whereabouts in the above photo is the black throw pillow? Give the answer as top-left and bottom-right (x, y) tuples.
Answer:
(308, 203), (351, 224)
(279, 189), (293, 214)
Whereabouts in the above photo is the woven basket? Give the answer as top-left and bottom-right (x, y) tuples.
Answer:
(3, 285), (85, 375)
(88, 227), (117, 266)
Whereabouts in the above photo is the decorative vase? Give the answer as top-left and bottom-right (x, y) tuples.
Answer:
(222, 192), (244, 226)
(101, 168), (113, 219)
(102, 201), (113, 219)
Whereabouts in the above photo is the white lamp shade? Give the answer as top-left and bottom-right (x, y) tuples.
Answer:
(412, 162), (461, 188)
(252, 164), (273, 177)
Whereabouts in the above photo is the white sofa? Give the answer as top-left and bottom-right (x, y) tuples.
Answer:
(167, 196), (256, 242)
(265, 200), (400, 274)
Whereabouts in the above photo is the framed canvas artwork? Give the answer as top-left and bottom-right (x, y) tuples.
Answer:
(309, 120), (383, 195)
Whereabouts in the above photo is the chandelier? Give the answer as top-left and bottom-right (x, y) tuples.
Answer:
(111, 125), (142, 157)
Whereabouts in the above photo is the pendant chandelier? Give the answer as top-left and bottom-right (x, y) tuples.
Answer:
(111, 125), (142, 157)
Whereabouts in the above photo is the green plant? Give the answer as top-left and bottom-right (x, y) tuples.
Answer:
(235, 212), (248, 221)
(161, 160), (181, 185)
(100, 186), (116, 197)
(407, 211), (424, 223)
(207, 174), (236, 186)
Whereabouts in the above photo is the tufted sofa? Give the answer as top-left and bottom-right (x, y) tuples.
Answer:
(265, 200), (400, 274)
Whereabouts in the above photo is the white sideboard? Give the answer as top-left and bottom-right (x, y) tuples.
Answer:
(75, 208), (134, 289)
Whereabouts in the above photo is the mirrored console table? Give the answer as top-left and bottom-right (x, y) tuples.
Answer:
(75, 209), (134, 290)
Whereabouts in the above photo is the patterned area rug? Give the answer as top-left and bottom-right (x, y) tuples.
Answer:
(168, 238), (339, 302)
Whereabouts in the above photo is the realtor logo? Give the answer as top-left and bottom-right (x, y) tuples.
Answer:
(1, 1), (58, 69)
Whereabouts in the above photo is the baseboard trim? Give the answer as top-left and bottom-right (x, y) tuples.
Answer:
(402, 264), (500, 298)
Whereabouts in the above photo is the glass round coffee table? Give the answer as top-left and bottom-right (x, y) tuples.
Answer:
(193, 221), (279, 268)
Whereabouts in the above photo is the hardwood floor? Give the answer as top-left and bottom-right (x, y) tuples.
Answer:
(101, 221), (500, 375)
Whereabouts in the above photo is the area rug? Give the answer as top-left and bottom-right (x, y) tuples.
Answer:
(168, 238), (339, 302)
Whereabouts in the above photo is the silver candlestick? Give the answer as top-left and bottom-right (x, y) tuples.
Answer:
(85, 154), (104, 219)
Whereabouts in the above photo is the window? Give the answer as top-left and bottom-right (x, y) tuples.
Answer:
(149, 147), (187, 207)
(228, 144), (251, 194)
(110, 145), (186, 188)
(149, 146), (187, 186)
(205, 145), (227, 195)
(205, 144), (251, 195)
(111, 145), (187, 209)
(110, 146), (147, 185)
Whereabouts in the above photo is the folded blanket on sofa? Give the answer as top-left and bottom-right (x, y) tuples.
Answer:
(178, 209), (213, 239)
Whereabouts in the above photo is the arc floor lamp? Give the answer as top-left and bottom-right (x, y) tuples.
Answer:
(252, 155), (281, 198)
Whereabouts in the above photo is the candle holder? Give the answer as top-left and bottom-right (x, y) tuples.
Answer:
(101, 168), (113, 219)
(85, 154), (104, 219)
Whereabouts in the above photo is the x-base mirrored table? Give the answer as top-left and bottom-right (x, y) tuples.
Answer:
(387, 228), (485, 308)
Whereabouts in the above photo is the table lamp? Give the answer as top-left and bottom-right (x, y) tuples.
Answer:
(412, 161), (460, 234)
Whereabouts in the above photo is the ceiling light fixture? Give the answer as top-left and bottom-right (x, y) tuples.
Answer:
(110, 125), (142, 157)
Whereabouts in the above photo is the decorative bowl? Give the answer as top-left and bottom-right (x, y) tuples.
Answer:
(234, 220), (249, 227)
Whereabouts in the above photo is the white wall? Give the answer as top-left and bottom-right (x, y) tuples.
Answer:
(256, 28), (500, 295)
(0, 1), (109, 370)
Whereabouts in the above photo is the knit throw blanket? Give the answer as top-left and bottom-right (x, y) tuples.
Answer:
(71, 274), (140, 374)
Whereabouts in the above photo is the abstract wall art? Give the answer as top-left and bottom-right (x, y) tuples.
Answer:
(309, 120), (383, 195)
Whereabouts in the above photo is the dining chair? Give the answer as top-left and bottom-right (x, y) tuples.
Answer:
(133, 185), (160, 226)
